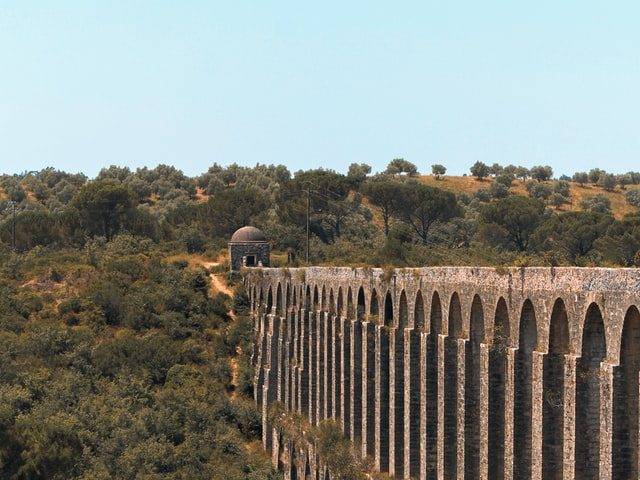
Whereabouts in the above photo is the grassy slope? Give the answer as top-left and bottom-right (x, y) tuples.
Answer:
(419, 175), (636, 219)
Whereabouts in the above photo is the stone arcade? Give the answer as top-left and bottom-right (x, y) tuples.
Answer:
(248, 266), (640, 480)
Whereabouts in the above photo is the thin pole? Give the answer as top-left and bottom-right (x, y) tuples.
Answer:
(306, 188), (310, 264)
(11, 201), (16, 252)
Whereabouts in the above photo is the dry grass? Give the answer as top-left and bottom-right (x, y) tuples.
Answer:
(419, 175), (637, 219)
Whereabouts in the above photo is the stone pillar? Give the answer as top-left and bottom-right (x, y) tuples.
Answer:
(298, 309), (307, 416)
(324, 312), (332, 420)
(419, 331), (428, 480)
(262, 315), (280, 451)
(478, 342), (489, 480)
(600, 362), (614, 480)
(456, 338), (466, 480)
(531, 351), (544, 480)
(342, 317), (352, 437)
(331, 315), (341, 420)
(504, 347), (515, 480)
(291, 309), (300, 413)
(404, 327), (421, 479)
(562, 354), (577, 480)
(351, 319), (363, 442)
(316, 310), (324, 423)
(375, 325), (391, 472)
(309, 311), (317, 424)
(362, 321), (376, 459)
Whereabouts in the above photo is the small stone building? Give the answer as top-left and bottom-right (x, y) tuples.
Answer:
(228, 226), (270, 271)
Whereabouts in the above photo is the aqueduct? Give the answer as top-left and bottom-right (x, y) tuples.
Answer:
(248, 266), (640, 480)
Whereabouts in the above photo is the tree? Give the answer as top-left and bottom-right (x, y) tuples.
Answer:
(580, 194), (611, 214)
(71, 180), (135, 239)
(490, 163), (504, 175)
(597, 173), (616, 191)
(361, 176), (403, 236)
(431, 164), (446, 179)
(203, 185), (270, 238)
(479, 196), (545, 251)
(626, 189), (640, 208)
(515, 166), (530, 180)
(470, 161), (490, 181)
(495, 172), (515, 187)
(572, 172), (589, 187)
(386, 158), (418, 176)
(530, 165), (553, 181)
(588, 168), (605, 184)
(533, 211), (613, 263)
(395, 181), (462, 243)
(347, 163), (371, 189)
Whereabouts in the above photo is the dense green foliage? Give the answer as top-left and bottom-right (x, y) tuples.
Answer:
(3, 161), (640, 266)
(0, 237), (277, 479)
(1, 160), (640, 478)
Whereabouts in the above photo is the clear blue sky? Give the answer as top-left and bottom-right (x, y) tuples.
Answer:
(1, 1), (639, 177)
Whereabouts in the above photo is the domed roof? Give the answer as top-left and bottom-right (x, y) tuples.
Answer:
(230, 226), (267, 243)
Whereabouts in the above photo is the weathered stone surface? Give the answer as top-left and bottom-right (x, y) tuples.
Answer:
(249, 266), (640, 479)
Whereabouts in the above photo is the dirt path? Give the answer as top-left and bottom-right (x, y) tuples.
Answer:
(200, 260), (239, 396)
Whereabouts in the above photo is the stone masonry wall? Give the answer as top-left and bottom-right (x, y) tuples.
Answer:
(248, 266), (640, 480)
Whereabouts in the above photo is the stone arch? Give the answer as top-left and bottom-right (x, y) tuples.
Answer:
(444, 292), (463, 478)
(542, 298), (570, 480)
(575, 302), (607, 480)
(489, 296), (510, 480)
(357, 287), (366, 321)
(514, 299), (537, 480)
(465, 294), (484, 479)
(414, 291), (425, 331)
(394, 290), (408, 475)
(613, 305), (640, 480)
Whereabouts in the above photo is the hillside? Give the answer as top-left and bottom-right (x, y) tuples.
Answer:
(419, 175), (636, 219)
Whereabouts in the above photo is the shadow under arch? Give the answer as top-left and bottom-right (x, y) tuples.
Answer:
(426, 291), (443, 479)
(276, 283), (283, 316)
(542, 298), (570, 480)
(379, 290), (393, 471)
(575, 302), (607, 480)
(364, 288), (379, 457)
(489, 296), (510, 480)
(408, 290), (425, 477)
(393, 290), (408, 476)
(613, 305), (640, 480)
(370, 288), (380, 319)
(353, 286), (365, 441)
(465, 294), (485, 479)
(444, 292), (463, 479)
(514, 298), (537, 480)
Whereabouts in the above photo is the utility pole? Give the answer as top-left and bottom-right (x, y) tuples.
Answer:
(305, 187), (310, 264)
(11, 201), (16, 252)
